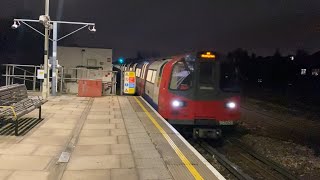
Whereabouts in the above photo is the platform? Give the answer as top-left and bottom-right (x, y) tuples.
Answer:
(0, 95), (224, 180)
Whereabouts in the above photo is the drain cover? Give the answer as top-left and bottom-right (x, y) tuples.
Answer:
(58, 152), (71, 163)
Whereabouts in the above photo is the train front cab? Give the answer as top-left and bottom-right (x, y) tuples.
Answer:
(158, 52), (241, 138)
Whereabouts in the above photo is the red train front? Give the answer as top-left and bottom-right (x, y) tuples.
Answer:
(133, 51), (241, 138)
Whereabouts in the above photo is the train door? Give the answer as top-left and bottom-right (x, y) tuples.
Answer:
(140, 63), (149, 95)
(144, 68), (157, 106)
(153, 60), (169, 105)
(132, 63), (138, 71)
(135, 65), (143, 95)
(194, 59), (217, 119)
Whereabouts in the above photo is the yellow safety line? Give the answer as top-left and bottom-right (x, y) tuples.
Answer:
(133, 97), (204, 180)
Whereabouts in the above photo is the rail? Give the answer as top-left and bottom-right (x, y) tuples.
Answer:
(197, 140), (253, 180)
(228, 138), (298, 180)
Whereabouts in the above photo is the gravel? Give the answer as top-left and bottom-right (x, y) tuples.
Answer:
(241, 134), (320, 178)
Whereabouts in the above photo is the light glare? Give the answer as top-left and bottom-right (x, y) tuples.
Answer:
(226, 102), (236, 109)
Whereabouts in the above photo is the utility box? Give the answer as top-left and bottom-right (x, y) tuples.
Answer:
(78, 79), (102, 97)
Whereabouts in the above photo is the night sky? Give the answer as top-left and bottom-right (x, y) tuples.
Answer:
(1, 0), (319, 59)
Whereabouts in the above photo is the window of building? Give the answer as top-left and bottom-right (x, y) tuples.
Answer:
(301, 69), (307, 75)
(87, 59), (97, 66)
(312, 69), (319, 76)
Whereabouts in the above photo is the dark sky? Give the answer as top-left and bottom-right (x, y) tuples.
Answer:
(1, 0), (320, 59)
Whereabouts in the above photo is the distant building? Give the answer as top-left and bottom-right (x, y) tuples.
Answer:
(57, 46), (113, 71)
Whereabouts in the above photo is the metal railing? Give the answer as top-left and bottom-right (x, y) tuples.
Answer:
(2, 64), (117, 95)
(3, 64), (41, 91)
(62, 67), (117, 95)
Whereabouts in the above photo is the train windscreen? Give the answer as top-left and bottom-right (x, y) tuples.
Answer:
(199, 62), (215, 90)
(170, 61), (193, 90)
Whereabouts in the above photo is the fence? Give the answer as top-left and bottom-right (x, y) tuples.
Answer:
(2, 64), (41, 91)
(2, 64), (117, 95)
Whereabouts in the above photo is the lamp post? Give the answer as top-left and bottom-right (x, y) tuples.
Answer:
(12, 1), (96, 98)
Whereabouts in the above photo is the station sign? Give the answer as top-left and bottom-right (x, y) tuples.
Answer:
(200, 52), (216, 59)
(124, 71), (136, 94)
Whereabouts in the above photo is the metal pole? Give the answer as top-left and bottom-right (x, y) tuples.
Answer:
(5, 65), (8, 86)
(56, 68), (58, 93)
(60, 67), (64, 93)
(8, 66), (11, 85)
(51, 22), (57, 96)
(42, 0), (50, 99)
(33, 66), (36, 91)
(114, 72), (117, 95)
(23, 70), (26, 85)
(120, 68), (123, 95)
(11, 66), (15, 84)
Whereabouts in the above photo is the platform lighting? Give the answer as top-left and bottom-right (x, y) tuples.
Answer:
(89, 25), (96, 32)
(11, 21), (20, 29)
(11, 18), (96, 97)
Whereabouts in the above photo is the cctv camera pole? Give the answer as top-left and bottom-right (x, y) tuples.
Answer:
(12, 0), (95, 97)
(43, 0), (50, 99)
(12, 19), (96, 97)
(51, 21), (57, 96)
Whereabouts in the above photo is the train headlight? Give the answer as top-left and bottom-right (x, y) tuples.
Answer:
(226, 102), (236, 109)
(172, 100), (184, 107)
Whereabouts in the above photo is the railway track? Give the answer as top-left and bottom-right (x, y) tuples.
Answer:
(241, 105), (320, 129)
(194, 139), (298, 180)
(241, 105), (320, 152)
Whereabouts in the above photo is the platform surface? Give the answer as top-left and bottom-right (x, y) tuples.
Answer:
(0, 95), (224, 180)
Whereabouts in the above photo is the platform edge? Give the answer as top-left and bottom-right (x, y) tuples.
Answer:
(139, 96), (226, 180)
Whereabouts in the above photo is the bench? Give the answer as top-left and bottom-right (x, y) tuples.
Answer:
(0, 84), (47, 136)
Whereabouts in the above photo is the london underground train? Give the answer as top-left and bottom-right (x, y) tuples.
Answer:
(122, 51), (241, 138)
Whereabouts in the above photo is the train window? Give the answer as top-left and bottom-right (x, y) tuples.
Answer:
(146, 70), (153, 82)
(151, 71), (157, 83)
(135, 68), (141, 77)
(141, 64), (147, 79)
(141, 66), (145, 79)
(170, 61), (192, 90)
(199, 62), (214, 90)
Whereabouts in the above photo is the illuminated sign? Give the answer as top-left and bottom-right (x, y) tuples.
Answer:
(124, 71), (136, 94)
(200, 52), (216, 59)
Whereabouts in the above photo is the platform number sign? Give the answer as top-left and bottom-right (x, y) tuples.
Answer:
(124, 71), (136, 94)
